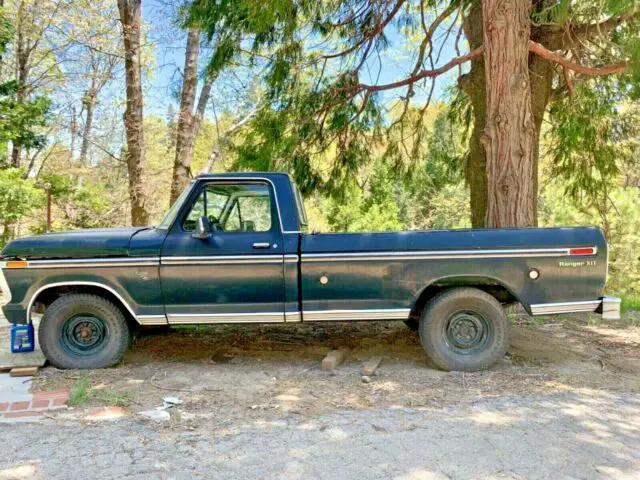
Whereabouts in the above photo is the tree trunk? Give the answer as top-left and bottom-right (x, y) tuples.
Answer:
(11, 6), (29, 168)
(118, 0), (149, 226)
(481, 0), (536, 227)
(463, 1), (556, 228)
(70, 106), (77, 162)
(170, 29), (201, 204)
(79, 88), (97, 166)
(460, 1), (487, 228)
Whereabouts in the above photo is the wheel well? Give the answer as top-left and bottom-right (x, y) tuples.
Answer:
(409, 280), (519, 321)
(31, 284), (138, 329)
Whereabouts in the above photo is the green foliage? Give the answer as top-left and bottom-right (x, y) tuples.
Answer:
(68, 377), (91, 406)
(0, 83), (51, 162)
(540, 182), (640, 299)
(0, 169), (46, 224)
(548, 81), (634, 203)
(325, 166), (404, 232)
(45, 174), (113, 230)
(0, 169), (45, 245)
(0, 7), (12, 57)
(0, 9), (51, 166)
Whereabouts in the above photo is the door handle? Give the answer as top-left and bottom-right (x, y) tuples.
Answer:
(252, 242), (271, 249)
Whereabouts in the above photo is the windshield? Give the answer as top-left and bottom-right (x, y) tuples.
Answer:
(156, 182), (194, 229)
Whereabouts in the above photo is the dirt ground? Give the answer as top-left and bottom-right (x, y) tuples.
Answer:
(32, 309), (640, 421)
(0, 310), (638, 479)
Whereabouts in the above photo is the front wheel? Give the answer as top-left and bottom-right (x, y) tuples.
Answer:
(419, 288), (511, 371)
(39, 293), (130, 369)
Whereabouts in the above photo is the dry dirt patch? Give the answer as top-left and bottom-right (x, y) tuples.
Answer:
(32, 312), (640, 421)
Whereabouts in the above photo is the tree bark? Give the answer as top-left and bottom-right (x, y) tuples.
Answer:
(70, 106), (77, 162)
(481, 0), (536, 228)
(118, 0), (149, 226)
(463, 1), (558, 227)
(460, 1), (487, 228)
(11, 2), (29, 168)
(79, 87), (97, 166)
(170, 29), (209, 204)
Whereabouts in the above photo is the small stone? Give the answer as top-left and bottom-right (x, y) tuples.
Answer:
(361, 376), (372, 384)
(139, 409), (171, 422)
(162, 396), (183, 407)
(361, 357), (383, 376)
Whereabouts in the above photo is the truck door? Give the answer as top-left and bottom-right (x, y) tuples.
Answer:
(160, 179), (285, 324)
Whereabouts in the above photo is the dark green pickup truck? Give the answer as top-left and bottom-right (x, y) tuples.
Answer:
(0, 173), (620, 371)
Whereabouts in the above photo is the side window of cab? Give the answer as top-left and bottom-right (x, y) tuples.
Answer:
(183, 183), (273, 233)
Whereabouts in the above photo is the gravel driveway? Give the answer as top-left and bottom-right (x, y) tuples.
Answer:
(1, 390), (639, 479)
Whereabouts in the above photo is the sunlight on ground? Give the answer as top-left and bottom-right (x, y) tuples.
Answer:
(468, 410), (516, 426)
(394, 468), (451, 480)
(0, 463), (38, 479)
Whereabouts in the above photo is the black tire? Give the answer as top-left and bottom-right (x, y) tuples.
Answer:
(39, 293), (130, 369)
(418, 287), (511, 372)
(403, 318), (419, 331)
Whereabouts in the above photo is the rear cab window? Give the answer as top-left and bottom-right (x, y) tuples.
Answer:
(291, 180), (308, 232)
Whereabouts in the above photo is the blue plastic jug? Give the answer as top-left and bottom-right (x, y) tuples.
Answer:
(10, 324), (35, 353)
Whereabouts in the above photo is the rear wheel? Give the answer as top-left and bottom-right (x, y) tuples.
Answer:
(418, 288), (511, 371)
(39, 294), (130, 369)
(403, 318), (419, 331)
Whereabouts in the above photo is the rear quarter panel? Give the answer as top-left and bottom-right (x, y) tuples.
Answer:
(300, 227), (608, 314)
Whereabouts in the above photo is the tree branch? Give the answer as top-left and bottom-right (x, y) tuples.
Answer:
(528, 40), (630, 75)
(571, 5), (640, 40)
(341, 46), (483, 93)
(322, 0), (406, 60)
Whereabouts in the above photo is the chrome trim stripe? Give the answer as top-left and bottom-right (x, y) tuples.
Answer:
(17, 254), (292, 268)
(303, 308), (411, 321)
(26, 281), (139, 324)
(284, 255), (299, 263)
(301, 247), (596, 262)
(0, 265), (12, 303)
(162, 255), (283, 265)
(167, 312), (285, 324)
(285, 311), (302, 322)
(26, 257), (160, 269)
(530, 300), (601, 316)
(137, 314), (168, 325)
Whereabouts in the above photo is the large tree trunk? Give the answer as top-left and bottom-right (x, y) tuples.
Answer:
(118, 0), (149, 226)
(463, 1), (556, 228)
(481, 0), (536, 228)
(169, 32), (215, 204)
(170, 29), (201, 204)
(460, 1), (487, 228)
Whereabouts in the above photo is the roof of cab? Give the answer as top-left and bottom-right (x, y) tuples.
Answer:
(195, 172), (292, 181)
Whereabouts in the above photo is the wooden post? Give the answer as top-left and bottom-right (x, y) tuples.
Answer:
(46, 185), (52, 232)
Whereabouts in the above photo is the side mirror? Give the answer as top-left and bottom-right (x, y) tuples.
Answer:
(192, 216), (212, 240)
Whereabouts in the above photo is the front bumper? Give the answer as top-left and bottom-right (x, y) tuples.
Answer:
(1, 304), (27, 324)
(530, 296), (621, 320)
